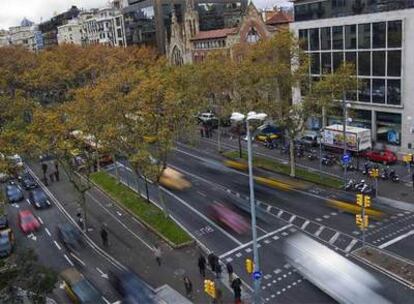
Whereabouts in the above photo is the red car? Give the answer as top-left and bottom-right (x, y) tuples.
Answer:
(18, 210), (40, 234)
(362, 150), (397, 165)
(210, 203), (249, 234)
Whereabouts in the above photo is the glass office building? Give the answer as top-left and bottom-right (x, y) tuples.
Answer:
(291, 0), (414, 152)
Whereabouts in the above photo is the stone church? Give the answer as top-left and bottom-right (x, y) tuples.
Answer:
(166, 0), (292, 65)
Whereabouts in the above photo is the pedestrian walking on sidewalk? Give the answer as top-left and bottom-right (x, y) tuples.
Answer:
(226, 262), (234, 283)
(49, 171), (55, 183)
(208, 253), (216, 272)
(232, 277), (242, 304)
(54, 161), (60, 181)
(100, 226), (108, 247)
(215, 263), (222, 279)
(183, 276), (193, 299)
(198, 254), (206, 277)
(154, 244), (162, 266)
(200, 127), (204, 138)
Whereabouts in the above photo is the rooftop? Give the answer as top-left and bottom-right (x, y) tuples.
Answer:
(191, 27), (238, 41)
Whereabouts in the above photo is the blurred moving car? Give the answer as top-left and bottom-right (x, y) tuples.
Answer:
(58, 224), (82, 254)
(29, 188), (52, 209)
(60, 268), (105, 304)
(210, 203), (249, 234)
(0, 228), (14, 258)
(284, 233), (390, 304)
(159, 167), (191, 191)
(5, 182), (24, 203)
(362, 150), (397, 165)
(18, 210), (40, 234)
(110, 270), (155, 304)
(20, 173), (37, 190)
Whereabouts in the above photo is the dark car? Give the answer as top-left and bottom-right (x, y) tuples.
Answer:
(110, 270), (155, 304)
(0, 228), (14, 258)
(60, 268), (105, 304)
(5, 183), (24, 203)
(0, 216), (8, 230)
(29, 188), (51, 209)
(20, 173), (37, 190)
(58, 224), (82, 254)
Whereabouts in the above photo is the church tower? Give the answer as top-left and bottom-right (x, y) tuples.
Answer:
(184, 0), (199, 40)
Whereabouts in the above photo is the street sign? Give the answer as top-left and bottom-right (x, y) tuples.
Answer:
(342, 154), (351, 164)
(253, 271), (262, 280)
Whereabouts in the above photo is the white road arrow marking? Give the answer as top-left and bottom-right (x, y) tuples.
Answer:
(27, 233), (37, 241)
(12, 203), (19, 209)
(26, 199), (31, 205)
(116, 211), (122, 217)
(96, 267), (109, 279)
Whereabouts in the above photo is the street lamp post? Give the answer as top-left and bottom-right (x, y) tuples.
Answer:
(342, 95), (351, 185)
(319, 130), (323, 180)
(231, 111), (267, 304)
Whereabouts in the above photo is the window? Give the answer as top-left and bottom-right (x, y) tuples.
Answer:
(299, 29), (308, 50)
(376, 112), (401, 146)
(320, 27), (331, 50)
(388, 20), (402, 48)
(372, 22), (386, 48)
(372, 51), (385, 76)
(246, 27), (260, 44)
(345, 25), (356, 49)
(332, 26), (343, 49)
(345, 52), (357, 74)
(358, 51), (370, 76)
(387, 80), (401, 105)
(309, 28), (319, 50)
(311, 53), (320, 74)
(358, 23), (370, 49)
(387, 51), (401, 77)
(321, 52), (332, 74)
(372, 79), (385, 103)
(117, 29), (122, 37)
(359, 79), (371, 102)
(333, 52), (343, 71)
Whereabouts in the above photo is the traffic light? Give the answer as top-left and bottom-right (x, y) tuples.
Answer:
(369, 168), (379, 178)
(403, 154), (413, 163)
(355, 214), (369, 229)
(356, 194), (364, 206)
(245, 258), (254, 274)
(364, 196), (371, 208)
(204, 279), (216, 298)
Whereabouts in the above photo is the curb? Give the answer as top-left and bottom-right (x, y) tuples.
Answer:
(89, 177), (194, 250)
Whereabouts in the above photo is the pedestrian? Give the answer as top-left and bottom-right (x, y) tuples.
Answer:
(49, 171), (55, 183)
(183, 276), (193, 299)
(232, 277), (242, 303)
(41, 162), (48, 185)
(208, 252), (216, 272)
(100, 226), (108, 247)
(226, 262), (234, 283)
(200, 127), (204, 138)
(198, 254), (206, 277)
(54, 161), (60, 181)
(154, 244), (162, 266)
(215, 262), (222, 279)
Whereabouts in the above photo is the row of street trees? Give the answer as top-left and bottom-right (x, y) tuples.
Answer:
(0, 30), (356, 212)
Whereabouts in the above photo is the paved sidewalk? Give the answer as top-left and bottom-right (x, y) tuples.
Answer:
(28, 161), (234, 304)
(191, 133), (414, 205)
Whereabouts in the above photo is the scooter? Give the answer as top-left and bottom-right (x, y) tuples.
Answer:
(322, 155), (334, 166)
(354, 179), (367, 192)
(362, 162), (371, 175)
(389, 169), (400, 183)
(380, 168), (389, 180)
(307, 152), (318, 161)
(345, 179), (355, 191)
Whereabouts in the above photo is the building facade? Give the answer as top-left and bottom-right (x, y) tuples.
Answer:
(290, 0), (414, 153)
(122, 0), (247, 53)
(8, 21), (44, 52)
(57, 19), (83, 45)
(167, 1), (290, 65)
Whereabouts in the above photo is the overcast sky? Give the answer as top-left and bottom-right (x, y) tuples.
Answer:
(0, 0), (290, 30)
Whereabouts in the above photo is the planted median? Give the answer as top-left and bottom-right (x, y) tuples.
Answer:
(223, 150), (343, 189)
(90, 171), (192, 247)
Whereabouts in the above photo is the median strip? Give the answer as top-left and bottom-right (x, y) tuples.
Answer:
(90, 171), (192, 248)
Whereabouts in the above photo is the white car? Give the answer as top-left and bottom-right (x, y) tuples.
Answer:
(198, 112), (217, 123)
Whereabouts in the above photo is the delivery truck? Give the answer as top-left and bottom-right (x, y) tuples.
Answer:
(323, 124), (371, 152)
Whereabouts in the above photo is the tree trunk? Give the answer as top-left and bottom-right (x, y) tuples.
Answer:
(322, 106), (327, 129)
(113, 154), (120, 183)
(217, 123), (222, 153)
(289, 138), (296, 177)
(144, 176), (150, 203)
(157, 184), (169, 218)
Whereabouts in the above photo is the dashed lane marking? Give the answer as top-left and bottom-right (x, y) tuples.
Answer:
(314, 226), (324, 237)
(197, 191), (207, 197)
(289, 215), (296, 223)
(54, 241), (62, 250)
(267, 205), (272, 212)
(45, 228), (51, 237)
(37, 217), (44, 225)
(70, 252), (86, 266)
(26, 199), (31, 205)
(345, 239), (358, 252)
(64, 254), (74, 266)
(277, 210), (283, 217)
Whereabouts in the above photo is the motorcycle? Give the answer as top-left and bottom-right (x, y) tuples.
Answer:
(389, 169), (400, 183)
(380, 167), (389, 180)
(321, 154), (335, 166)
(345, 179), (355, 191)
(362, 162), (371, 175)
(307, 152), (318, 161)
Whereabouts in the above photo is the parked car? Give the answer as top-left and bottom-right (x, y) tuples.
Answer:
(0, 216), (9, 230)
(362, 150), (397, 165)
(60, 268), (105, 304)
(18, 210), (40, 234)
(0, 228), (14, 258)
(109, 270), (155, 304)
(5, 182), (24, 203)
(20, 173), (37, 190)
(198, 112), (217, 123)
(58, 224), (83, 254)
(29, 188), (51, 209)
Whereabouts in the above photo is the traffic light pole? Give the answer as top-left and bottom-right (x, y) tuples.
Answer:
(247, 120), (261, 303)
(362, 199), (366, 247)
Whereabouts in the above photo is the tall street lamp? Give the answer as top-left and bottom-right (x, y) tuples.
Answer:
(231, 111), (267, 304)
(342, 96), (351, 185)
